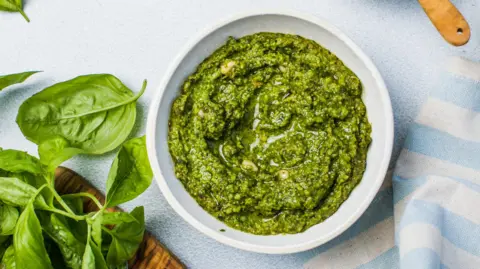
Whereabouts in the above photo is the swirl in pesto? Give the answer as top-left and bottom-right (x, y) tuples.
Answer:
(168, 33), (371, 235)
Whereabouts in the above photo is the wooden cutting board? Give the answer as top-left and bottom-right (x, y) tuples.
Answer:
(54, 167), (185, 269)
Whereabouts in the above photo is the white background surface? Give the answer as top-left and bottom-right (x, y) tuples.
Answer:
(0, 1), (479, 268)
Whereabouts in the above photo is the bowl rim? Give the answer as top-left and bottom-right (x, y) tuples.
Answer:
(146, 9), (394, 254)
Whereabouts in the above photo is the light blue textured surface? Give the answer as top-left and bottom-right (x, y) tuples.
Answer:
(0, 1), (479, 268)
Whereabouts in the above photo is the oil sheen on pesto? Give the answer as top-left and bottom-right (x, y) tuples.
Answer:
(168, 33), (372, 235)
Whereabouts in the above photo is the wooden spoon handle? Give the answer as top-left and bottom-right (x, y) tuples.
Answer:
(418, 0), (470, 46)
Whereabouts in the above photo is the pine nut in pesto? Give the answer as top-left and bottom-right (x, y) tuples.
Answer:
(168, 32), (372, 235)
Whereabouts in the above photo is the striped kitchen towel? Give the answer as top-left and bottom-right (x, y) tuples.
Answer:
(304, 58), (480, 269)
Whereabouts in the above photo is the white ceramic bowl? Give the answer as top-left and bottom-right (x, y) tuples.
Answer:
(146, 10), (393, 254)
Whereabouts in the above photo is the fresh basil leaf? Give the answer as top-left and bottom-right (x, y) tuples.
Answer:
(40, 213), (85, 269)
(91, 214), (103, 248)
(82, 239), (108, 269)
(4, 171), (42, 188)
(0, 177), (48, 209)
(17, 74), (147, 155)
(1, 245), (15, 268)
(38, 137), (85, 171)
(0, 149), (43, 175)
(105, 136), (153, 207)
(91, 242), (108, 269)
(0, 71), (38, 91)
(82, 225), (108, 269)
(14, 202), (53, 269)
(8, 172), (53, 206)
(106, 206), (144, 267)
(0, 0), (30, 22)
(81, 242), (95, 269)
(61, 198), (88, 245)
(0, 204), (18, 235)
(0, 149), (53, 205)
(101, 212), (137, 225)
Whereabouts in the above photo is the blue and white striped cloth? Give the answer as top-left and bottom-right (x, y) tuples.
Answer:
(304, 59), (480, 269)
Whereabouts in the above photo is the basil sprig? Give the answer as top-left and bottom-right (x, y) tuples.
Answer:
(0, 0), (30, 22)
(0, 73), (153, 268)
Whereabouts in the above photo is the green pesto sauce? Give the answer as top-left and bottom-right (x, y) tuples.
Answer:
(168, 33), (372, 235)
